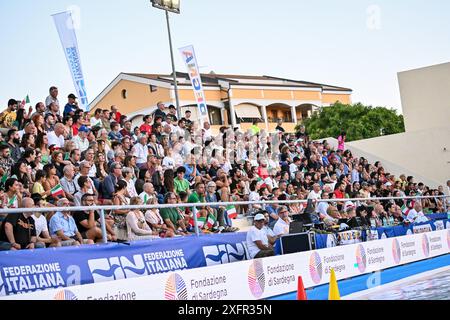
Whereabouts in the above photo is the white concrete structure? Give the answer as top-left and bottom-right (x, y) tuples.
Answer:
(335, 62), (450, 189)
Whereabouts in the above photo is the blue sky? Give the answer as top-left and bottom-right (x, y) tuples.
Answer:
(1, 0), (449, 113)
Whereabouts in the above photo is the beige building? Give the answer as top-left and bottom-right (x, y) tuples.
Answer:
(89, 72), (352, 133)
(339, 62), (450, 188)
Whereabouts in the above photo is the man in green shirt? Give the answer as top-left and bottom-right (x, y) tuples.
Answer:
(160, 192), (188, 235)
(188, 182), (216, 230)
(174, 166), (190, 195)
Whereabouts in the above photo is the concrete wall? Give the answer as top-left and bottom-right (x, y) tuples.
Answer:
(398, 62), (450, 132)
(338, 126), (450, 188)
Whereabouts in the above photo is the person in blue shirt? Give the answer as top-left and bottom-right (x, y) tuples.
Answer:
(63, 93), (79, 117)
(108, 122), (123, 141)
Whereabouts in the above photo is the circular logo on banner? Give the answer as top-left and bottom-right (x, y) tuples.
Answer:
(54, 290), (77, 300)
(165, 273), (188, 300)
(248, 259), (265, 298)
(309, 252), (323, 284)
(422, 234), (430, 257)
(355, 244), (367, 273)
(392, 238), (401, 264)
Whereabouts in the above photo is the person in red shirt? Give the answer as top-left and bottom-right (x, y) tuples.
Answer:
(257, 159), (269, 180)
(110, 105), (122, 123)
(140, 115), (153, 135)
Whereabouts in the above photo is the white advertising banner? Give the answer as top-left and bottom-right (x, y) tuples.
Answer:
(179, 45), (209, 124)
(52, 11), (89, 111)
(3, 229), (449, 300)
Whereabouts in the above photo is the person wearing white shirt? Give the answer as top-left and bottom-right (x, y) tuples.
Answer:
(47, 123), (66, 149)
(406, 202), (428, 223)
(32, 209), (60, 247)
(72, 126), (90, 153)
(316, 192), (330, 219)
(273, 206), (291, 237)
(246, 214), (275, 259)
(132, 135), (149, 167)
(307, 183), (322, 201)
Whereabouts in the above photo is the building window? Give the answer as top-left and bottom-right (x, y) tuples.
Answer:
(284, 111), (292, 122)
(150, 85), (158, 93)
(121, 89), (127, 99)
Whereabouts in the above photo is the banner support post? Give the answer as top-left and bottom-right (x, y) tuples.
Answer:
(100, 209), (108, 244)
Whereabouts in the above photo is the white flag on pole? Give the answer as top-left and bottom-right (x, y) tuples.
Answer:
(179, 45), (209, 124)
(52, 11), (89, 111)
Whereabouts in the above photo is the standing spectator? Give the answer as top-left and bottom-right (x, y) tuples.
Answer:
(63, 94), (78, 117)
(246, 213), (275, 259)
(154, 102), (167, 122)
(132, 135), (149, 168)
(0, 198), (38, 250)
(45, 86), (59, 111)
(123, 167), (137, 198)
(337, 131), (346, 152)
(275, 119), (285, 133)
(0, 99), (18, 132)
(110, 105), (122, 124)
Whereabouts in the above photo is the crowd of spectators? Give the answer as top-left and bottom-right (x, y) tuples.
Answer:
(0, 86), (448, 252)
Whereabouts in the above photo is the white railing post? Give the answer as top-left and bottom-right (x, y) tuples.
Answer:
(100, 209), (108, 244)
(192, 206), (200, 237)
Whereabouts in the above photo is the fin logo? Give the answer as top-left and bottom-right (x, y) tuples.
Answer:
(202, 242), (248, 266)
(87, 255), (148, 283)
(0, 273), (5, 296)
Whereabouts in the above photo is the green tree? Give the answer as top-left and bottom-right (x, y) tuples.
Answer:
(299, 102), (405, 142)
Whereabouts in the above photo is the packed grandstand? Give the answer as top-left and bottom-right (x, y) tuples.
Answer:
(0, 88), (448, 255)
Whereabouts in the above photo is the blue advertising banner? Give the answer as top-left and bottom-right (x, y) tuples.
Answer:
(0, 233), (247, 296)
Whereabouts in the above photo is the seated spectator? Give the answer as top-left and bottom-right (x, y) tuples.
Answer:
(73, 194), (115, 243)
(246, 213), (275, 259)
(273, 206), (291, 237)
(160, 192), (189, 235)
(111, 180), (130, 240)
(31, 170), (52, 202)
(59, 164), (77, 203)
(174, 166), (190, 195)
(145, 195), (174, 238)
(0, 198), (40, 250)
(49, 198), (93, 246)
(126, 197), (159, 241)
(31, 195), (60, 247)
(324, 205), (340, 227)
(406, 202), (429, 223)
(102, 162), (123, 200)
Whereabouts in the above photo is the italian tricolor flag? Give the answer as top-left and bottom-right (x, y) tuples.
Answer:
(51, 184), (64, 197)
(206, 214), (217, 229)
(401, 203), (412, 215)
(21, 95), (30, 108)
(189, 213), (206, 229)
(226, 205), (237, 219)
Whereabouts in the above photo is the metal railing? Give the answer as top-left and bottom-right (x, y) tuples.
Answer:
(1, 195), (448, 244)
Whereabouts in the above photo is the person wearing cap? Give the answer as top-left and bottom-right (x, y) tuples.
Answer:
(273, 206), (291, 237)
(63, 94), (78, 117)
(246, 213), (275, 259)
(72, 125), (90, 153)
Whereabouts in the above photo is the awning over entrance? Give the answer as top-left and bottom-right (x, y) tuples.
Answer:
(235, 104), (262, 118)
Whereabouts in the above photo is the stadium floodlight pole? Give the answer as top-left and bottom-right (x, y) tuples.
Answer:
(151, 0), (182, 119)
